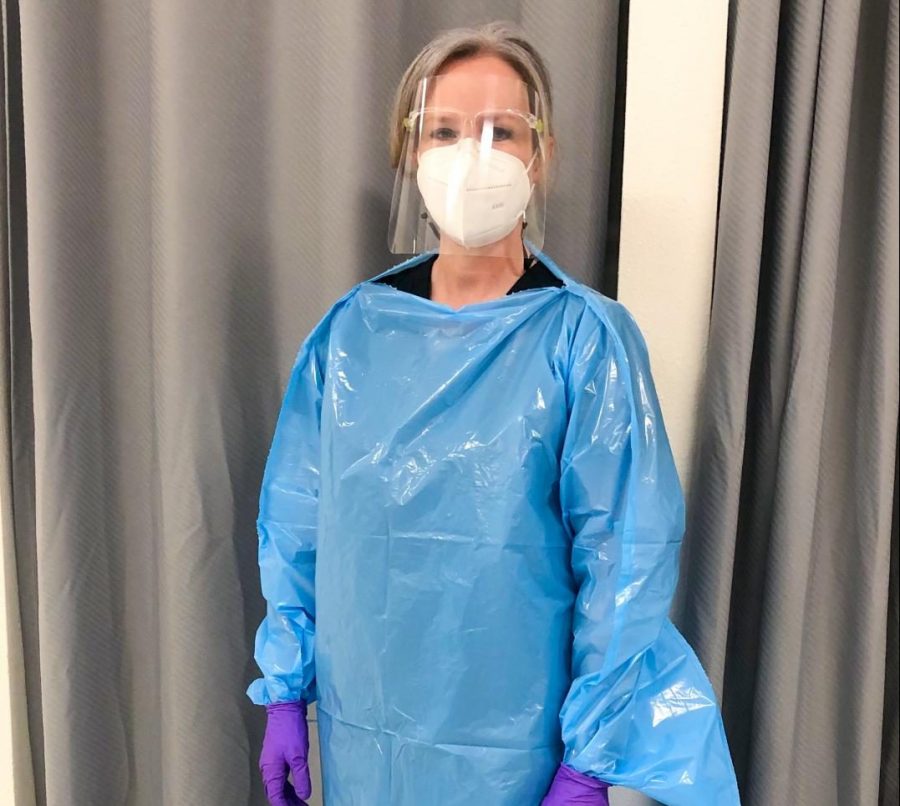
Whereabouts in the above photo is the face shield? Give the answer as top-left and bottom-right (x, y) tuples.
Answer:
(388, 73), (550, 257)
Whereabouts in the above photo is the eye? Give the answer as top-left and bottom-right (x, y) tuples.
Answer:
(492, 126), (514, 142)
(429, 127), (458, 141)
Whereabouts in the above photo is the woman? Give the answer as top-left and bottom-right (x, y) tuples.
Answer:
(247, 22), (740, 806)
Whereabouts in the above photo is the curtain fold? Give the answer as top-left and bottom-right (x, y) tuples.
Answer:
(2, 0), (39, 803)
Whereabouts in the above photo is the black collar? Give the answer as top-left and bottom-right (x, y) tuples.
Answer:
(374, 254), (563, 299)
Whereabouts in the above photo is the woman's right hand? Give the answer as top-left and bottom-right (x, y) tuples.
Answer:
(260, 700), (312, 806)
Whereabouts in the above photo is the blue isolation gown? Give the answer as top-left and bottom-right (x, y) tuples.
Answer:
(247, 250), (740, 805)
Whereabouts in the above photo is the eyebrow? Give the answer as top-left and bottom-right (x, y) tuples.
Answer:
(423, 109), (527, 123)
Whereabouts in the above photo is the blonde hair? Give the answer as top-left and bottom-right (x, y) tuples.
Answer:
(387, 21), (554, 169)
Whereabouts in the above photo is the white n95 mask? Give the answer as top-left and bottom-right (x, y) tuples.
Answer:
(416, 138), (536, 249)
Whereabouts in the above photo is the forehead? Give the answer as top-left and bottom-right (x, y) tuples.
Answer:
(422, 73), (532, 114)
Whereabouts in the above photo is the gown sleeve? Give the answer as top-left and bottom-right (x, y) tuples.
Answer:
(246, 316), (331, 706)
(557, 297), (740, 805)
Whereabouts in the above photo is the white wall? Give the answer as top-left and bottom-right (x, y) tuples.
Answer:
(611, 1), (728, 804)
(616, 0), (728, 497)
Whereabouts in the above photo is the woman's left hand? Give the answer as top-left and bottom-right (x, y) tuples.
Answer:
(541, 763), (610, 805)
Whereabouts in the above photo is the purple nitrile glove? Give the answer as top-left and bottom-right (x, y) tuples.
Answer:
(259, 700), (312, 806)
(541, 763), (610, 805)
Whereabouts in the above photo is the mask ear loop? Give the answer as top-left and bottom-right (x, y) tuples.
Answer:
(406, 110), (445, 246)
(521, 110), (545, 254)
(521, 113), (546, 238)
(522, 151), (539, 269)
(519, 148), (541, 241)
(424, 214), (441, 241)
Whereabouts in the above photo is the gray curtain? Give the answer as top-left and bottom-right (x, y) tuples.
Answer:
(1, 2), (622, 805)
(676, 0), (899, 804)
